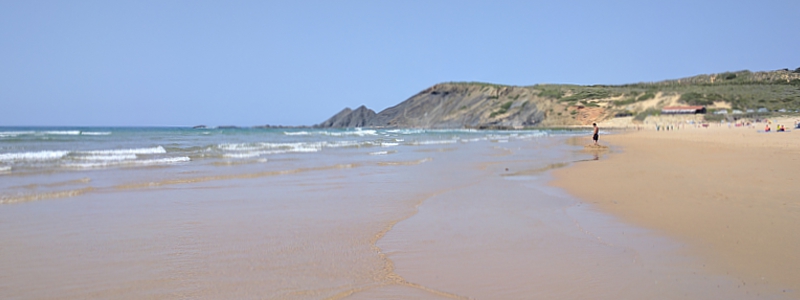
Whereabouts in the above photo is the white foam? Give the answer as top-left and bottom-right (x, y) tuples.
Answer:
(327, 129), (377, 136)
(411, 140), (458, 145)
(381, 142), (399, 147)
(0, 130), (114, 137)
(369, 151), (395, 155)
(322, 141), (363, 148)
(0, 150), (70, 162)
(460, 138), (484, 143)
(41, 131), (81, 135)
(218, 143), (268, 151)
(386, 129), (424, 135)
(0, 166), (11, 172)
(63, 157), (190, 169)
(0, 131), (35, 137)
(219, 142), (323, 152)
(386, 129), (478, 135)
(75, 154), (137, 161)
(290, 147), (321, 153)
(80, 146), (166, 155)
(223, 152), (265, 159)
(283, 129), (378, 137)
(485, 131), (548, 141)
(283, 131), (311, 136)
(221, 143), (321, 158)
(81, 131), (111, 136)
(137, 157), (191, 165)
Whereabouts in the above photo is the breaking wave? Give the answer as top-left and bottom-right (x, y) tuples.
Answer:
(63, 157), (190, 169)
(283, 129), (378, 136)
(80, 146), (166, 155)
(80, 131), (111, 136)
(0, 151), (70, 162)
(0, 130), (111, 138)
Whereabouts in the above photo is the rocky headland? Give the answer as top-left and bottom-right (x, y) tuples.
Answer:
(317, 68), (800, 129)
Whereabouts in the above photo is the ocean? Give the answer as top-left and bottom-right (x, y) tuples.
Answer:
(0, 127), (774, 299)
(0, 127), (552, 204)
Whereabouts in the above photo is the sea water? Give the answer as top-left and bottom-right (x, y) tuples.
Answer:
(0, 127), (548, 203)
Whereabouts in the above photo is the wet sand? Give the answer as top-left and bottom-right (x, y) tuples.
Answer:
(1, 134), (795, 299)
(552, 124), (800, 297)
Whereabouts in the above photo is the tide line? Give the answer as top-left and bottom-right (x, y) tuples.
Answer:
(0, 187), (95, 205)
(114, 163), (357, 190)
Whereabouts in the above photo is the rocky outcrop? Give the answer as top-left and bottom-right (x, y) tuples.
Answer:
(317, 83), (551, 129)
(315, 105), (377, 128)
(315, 83), (555, 128)
(365, 84), (546, 128)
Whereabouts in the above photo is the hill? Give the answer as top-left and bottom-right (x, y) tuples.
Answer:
(317, 68), (800, 128)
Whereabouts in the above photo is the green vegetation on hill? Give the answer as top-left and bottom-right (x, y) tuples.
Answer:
(489, 101), (514, 118)
(524, 69), (800, 112)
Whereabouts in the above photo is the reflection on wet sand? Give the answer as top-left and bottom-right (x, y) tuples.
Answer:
(500, 162), (570, 177)
(0, 186), (94, 204)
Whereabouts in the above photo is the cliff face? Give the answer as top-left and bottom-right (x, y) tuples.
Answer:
(366, 84), (549, 128)
(317, 83), (561, 129)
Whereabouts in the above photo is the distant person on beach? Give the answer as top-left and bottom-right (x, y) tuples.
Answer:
(765, 124), (770, 132)
(592, 123), (599, 145)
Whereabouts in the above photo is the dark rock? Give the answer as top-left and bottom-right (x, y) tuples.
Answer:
(315, 105), (376, 128)
(253, 124), (310, 129)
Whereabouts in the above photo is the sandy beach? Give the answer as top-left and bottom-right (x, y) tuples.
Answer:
(2, 127), (797, 299)
(552, 120), (800, 297)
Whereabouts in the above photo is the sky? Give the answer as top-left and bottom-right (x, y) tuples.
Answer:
(1, 0), (798, 126)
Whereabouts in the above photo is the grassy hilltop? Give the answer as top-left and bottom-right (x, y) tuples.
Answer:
(529, 68), (800, 115)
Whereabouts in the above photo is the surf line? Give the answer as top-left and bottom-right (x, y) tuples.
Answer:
(0, 187), (95, 205)
(327, 183), (480, 300)
(0, 158), (438, 205)
(114, 163), (359, 190)
(0, 164), (361, 205)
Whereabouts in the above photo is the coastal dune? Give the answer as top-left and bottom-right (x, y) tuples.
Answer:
(552, 123), (800, 296)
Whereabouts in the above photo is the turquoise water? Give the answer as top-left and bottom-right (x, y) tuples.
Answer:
(0, 127), (559, 173)
(0, 126), (572, 203)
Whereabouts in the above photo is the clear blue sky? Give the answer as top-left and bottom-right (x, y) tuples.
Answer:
(1, 0), (798, 126)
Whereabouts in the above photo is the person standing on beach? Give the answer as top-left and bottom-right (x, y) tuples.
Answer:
(592, 123), (599, 145)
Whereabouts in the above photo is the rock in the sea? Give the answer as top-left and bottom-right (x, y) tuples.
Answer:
(316, 105), (377, 128)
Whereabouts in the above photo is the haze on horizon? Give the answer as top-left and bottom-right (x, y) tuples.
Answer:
(1, 0), (798, 127)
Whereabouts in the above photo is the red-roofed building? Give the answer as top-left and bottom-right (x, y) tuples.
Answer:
(661, 106), (706, 114)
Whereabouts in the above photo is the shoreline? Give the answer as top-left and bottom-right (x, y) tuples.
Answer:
(551, 124), (800, 296)
(3, 127), (797, 299)
(376, 137), (766, 299)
